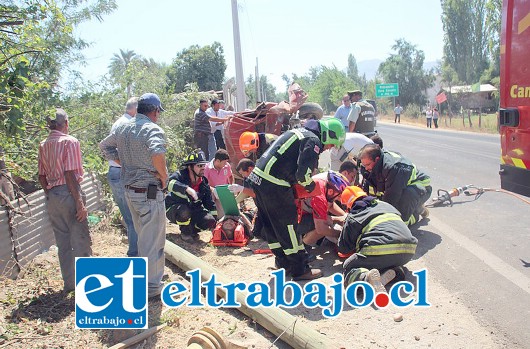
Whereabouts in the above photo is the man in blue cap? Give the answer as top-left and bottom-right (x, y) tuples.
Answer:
(100, 92), (168, 299)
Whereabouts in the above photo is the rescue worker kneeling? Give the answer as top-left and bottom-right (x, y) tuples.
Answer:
(338, 186), (417, 292)
(358, 144), (432, 226)
(165, 150), (217, 241)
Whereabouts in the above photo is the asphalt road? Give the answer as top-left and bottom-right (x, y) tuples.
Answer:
(376, 122), (530, 347)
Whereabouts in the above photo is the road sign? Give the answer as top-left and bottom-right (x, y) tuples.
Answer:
(376, 83), (399, 98)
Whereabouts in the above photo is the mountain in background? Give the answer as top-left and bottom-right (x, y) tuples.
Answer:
(357, 59), (440, 79)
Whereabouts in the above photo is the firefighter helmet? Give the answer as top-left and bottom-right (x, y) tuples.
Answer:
(319, 118), (346, 147)
(340, 185), (368, 209)
(182, 150), (208, 166)
(239, 132), (259, 155)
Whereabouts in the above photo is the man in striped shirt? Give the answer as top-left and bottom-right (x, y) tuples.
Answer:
(38, 108), (92, 292)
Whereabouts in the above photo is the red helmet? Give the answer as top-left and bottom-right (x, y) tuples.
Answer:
(239, 132), (259, 155)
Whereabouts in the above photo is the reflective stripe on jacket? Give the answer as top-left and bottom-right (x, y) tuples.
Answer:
(337, 198), (417, 256)
(253, 128), (323, 188)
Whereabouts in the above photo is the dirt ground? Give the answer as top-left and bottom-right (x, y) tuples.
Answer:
(0, 212), (513, 349)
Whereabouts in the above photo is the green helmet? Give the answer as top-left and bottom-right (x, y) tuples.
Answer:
(319, 118), (346, 146)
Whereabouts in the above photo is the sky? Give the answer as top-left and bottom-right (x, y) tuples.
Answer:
(74, 0), (445, 91)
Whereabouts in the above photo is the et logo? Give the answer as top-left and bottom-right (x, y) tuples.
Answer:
(75, 257), (147, 329)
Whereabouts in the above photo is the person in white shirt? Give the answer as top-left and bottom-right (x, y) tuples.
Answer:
(426, 107), (433, 128)
(329, 132), (374, 171)
(393, 104), (403, 123)
(206, 99), (234, 152)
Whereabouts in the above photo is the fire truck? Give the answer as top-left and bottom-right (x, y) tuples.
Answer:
(499, 0), (530, 197)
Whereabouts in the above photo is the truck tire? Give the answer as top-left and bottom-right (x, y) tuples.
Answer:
(298, 102), (324, 120)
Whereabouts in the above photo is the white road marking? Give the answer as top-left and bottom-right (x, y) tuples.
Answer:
(428, 215), (530, 295)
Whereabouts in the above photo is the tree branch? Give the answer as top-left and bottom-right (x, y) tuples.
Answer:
(0, 50), (41, 66)
(0, 20), (24, 26)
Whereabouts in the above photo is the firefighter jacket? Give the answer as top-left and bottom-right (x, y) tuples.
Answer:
(252, 128), (323, 189)
(338, 196), (417, 255)
(362, 150), (431, 209)
(352, 99), (376, 134)
(165, 168), (216, 214)
(256, 133), (278, 159)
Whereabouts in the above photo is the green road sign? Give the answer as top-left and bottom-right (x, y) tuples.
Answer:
(376, 83), (399, 97)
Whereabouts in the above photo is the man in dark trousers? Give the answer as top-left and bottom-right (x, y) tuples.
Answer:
(339, 186), (417, 293)
(247, 118), (345, 281)
(166, 150), (217, 241)
(358, 144), (432, 226)
(194, 99), (231, 160)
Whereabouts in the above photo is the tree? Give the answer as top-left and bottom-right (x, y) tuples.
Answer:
(108, 49), (139, 97)
(306, 66), (356, 113)
(0, 0), (117, 178)
(481, 0), (501, 86)
(167, 42), (227, 93)
(378, 39), (434, 107)
(346, 54), (360, 83)
(245, 75), (280, 107)
(441, 0), (490, 84)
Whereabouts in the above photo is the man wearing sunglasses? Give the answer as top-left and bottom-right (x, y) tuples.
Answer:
(358, 144), (432, 226)
(165, 150), (217, 242)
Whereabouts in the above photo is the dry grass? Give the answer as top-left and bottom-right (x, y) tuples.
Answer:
(0, 216), (283, 349)
(378, 113), (499, 134)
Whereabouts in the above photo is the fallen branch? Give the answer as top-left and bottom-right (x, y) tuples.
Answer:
(0, 334), (63, 348)
(108, 323), (167, 349)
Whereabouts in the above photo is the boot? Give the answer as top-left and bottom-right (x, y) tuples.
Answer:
(420, 206), (430, 219)
(364, 269), (386, 294)
(292, 268), (323, 281)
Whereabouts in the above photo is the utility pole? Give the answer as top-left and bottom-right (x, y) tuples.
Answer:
(231, 0), (247, 111)
(255, 57), (262, 103)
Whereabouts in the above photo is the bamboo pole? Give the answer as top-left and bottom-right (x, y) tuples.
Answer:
(164, 240), (334, 349)
(108, 323), (167, 349)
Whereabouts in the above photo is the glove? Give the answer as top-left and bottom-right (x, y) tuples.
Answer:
(228, 184), (244, 194)
(185, 186), (198, 201)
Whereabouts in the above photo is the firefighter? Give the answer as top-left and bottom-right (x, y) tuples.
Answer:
(239, 131), (278, 159)
(358, 144), (432, 226)
(339, 186), (417, 292)
(165, 150), (217, 241)
(247, 118), (345, 281)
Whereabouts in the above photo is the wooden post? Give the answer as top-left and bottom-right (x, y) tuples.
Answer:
(164, 240), (334, 349)
(0, 147), (15, 205)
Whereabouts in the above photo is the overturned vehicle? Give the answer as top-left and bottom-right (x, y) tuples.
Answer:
(223, 83), (323, 170)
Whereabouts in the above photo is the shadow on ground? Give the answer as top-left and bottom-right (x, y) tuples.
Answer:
(411, 218), (442, 260)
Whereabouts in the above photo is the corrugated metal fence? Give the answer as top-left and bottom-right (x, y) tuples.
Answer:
(0, 173), (105, 279)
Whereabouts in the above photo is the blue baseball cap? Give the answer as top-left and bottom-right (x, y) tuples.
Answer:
(138, 93), (165, 112)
